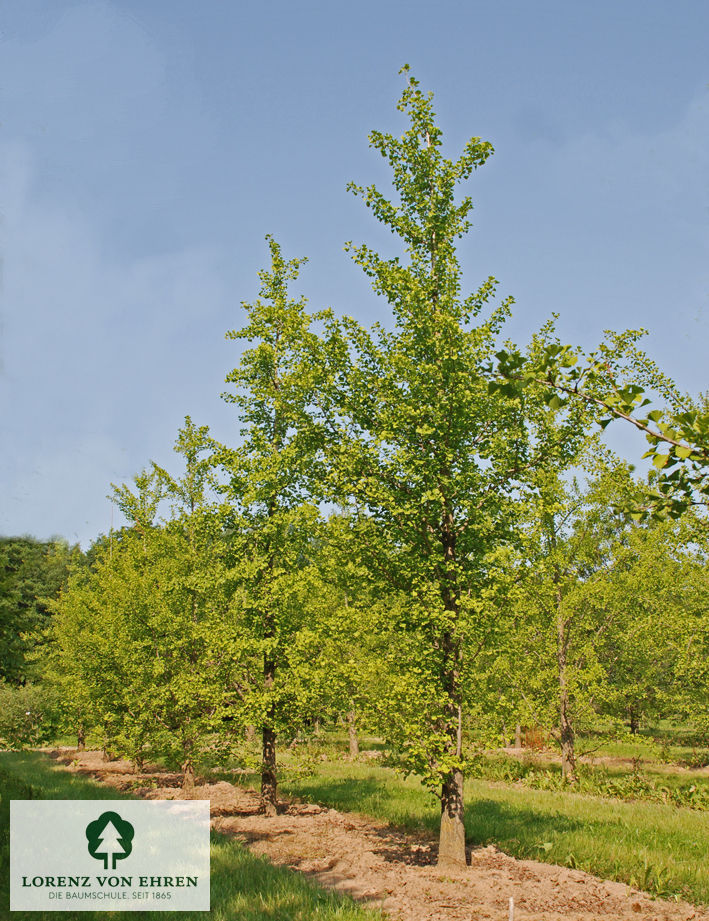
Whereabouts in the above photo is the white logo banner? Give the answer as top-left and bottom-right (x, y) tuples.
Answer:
(11, 800), (210, 911)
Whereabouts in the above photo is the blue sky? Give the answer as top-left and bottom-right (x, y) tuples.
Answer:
(2, 0), (708, 546)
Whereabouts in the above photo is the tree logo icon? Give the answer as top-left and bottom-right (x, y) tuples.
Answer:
(85, 811), (135, 870)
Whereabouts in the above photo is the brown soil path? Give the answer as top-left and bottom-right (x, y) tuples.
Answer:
(46, 748), (707, 921)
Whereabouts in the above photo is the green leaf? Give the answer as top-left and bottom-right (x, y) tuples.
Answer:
(674, 445), (694, 460)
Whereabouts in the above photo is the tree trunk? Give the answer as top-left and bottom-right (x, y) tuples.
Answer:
(628, 704), (639, 734)
(347, 706), (359, 757)
(261, 639), (278, 816)
(438, 675), (466, 867)
(182, 760), (195, 795)
(559, 696), (577, 783)
(77, 724), (85, 752)
(437, 516), (466, 867)
(261, 723), (277, 816)
(245, 724), (256, 744)
(557, 611), (577, 784)
(514, 722), (522, 749)
(438, 769), (466, 867)
(554, 563), (577, 784)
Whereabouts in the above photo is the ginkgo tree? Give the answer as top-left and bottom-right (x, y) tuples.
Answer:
(219, 236), (327, 815)
(52, 421), (237, 786)
(322, 68), (590, 865)
(590, 511), (709, 734)
(502, 459), (640, 781)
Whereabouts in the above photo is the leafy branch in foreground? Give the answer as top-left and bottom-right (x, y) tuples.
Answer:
(494, 332), (709, 518)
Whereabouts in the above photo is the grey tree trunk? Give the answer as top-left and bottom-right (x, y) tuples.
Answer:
(438, 769), (466, 866)
(347, 707), (359, 757)
(557, 601), (577, 783)
(182, 760), (195, 795)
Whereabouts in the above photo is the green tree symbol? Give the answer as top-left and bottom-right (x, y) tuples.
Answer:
(86, 811), (134, 870)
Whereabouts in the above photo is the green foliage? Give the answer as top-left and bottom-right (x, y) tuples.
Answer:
(286, 515), (387, 737)
(589, 513), (709, 731)
(219, 236), (330, 803)
(496, 334), (709, 517)
(484, 461), (639, 755)
(0, 536), (79, 684)
(50, 420), (239, 773)
(0, 682), (62, 749)
(323, 69), (587, 808)
(222, 234), (328, 509)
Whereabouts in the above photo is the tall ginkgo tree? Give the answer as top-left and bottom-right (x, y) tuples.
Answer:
(324, 68), (587, 865)
(220, 236), (326, 815)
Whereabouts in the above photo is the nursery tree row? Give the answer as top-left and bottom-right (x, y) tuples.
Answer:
(11, 69), (709, 869)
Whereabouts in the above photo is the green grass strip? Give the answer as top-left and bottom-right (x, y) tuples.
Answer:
(275, 758), (709, 905)
(0, 751), (381, 921)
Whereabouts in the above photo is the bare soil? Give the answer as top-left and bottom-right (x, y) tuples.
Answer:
(45, 748), (708, 921)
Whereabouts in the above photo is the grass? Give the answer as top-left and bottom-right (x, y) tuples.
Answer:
(238, 754), (709, 905)
(464, 751), (709, 810)
(0, 751), (381, 921)
(583, 728), (709, 768)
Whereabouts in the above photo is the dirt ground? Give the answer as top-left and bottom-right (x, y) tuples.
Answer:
(45, 748), (708, 921)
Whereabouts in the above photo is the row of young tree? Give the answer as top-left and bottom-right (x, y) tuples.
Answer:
(16, 69), (709, 868)
(46, 444), (709, 855)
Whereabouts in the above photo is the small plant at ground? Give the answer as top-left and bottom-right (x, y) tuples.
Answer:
(681, 749), (709, 769)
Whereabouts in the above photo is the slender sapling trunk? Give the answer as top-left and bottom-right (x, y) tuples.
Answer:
(347, 706), (359, 757)
(261, 647), (278, 816)
(556, 602), (577, 784)
(261, 722), (278, 816)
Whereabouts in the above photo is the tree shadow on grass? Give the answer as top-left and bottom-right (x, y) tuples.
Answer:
(466, 797), (584, 857)
(209, 833), (380, 921)
(284, 775), (430, 813)
(281, 774), (596, 870)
